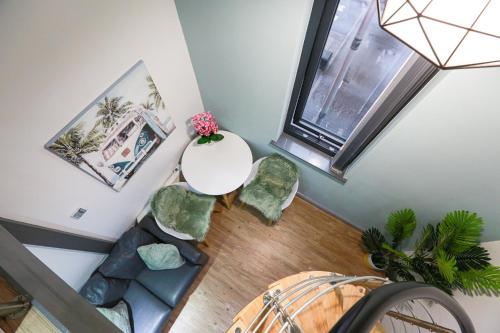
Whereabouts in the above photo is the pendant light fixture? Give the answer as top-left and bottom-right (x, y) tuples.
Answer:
(378, 0), (500, 69)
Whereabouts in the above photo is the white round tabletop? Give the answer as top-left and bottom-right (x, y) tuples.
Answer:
(181, 130), (253, 195)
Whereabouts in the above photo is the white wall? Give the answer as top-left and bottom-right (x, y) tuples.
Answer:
(342, 69), (500, 241)
(0, 0), (204, 241)
(175, 0), (500, 241)
(26, 245), (107, 291)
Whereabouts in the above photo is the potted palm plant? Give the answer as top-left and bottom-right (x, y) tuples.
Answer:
(362, 209), (500, 296)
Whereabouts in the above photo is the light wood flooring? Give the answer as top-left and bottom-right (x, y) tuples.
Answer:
(163, 197), (379, 333)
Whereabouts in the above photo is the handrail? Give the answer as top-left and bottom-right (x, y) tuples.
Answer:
(0, 224), (121, 333)
(329, 282), (476, 333)
(385, 310), (456, 333)
(0, 217), (114, 254)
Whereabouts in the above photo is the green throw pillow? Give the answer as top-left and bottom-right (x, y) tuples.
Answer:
(137, 243), (185, 270)
(97, 301), (131, 333)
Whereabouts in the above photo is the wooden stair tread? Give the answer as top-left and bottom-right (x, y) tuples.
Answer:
(227, 271), (384, 333)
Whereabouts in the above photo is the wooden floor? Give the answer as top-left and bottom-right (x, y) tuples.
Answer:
(163, 197), (379, 333)
(0, 276), (27, 333)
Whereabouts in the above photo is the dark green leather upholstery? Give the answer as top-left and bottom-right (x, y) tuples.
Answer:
(80, 219), (208, 333)
(79, 272), (129, 307)
(123, 281), (172, 333)
(136, 262), (201, 308)
(99, 227), (157, 279)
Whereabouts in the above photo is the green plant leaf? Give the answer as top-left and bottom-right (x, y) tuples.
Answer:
(385, 259), (415, 282)
(456, 265), (500, 296)
(211, 133), (224, 141)
(385, 259), (405, 281)
(438, 211), (482, 254)
(387, 209), (416, 248)
(414, 223), (438, 254)
(361, 228), (386, 253)
(424, 266), (454, 295)
(410, 257), (453, 295)
(456, 246), (491, 271)
(436, 249), (458, 284)
(396, 268), (416, 282)
(197, 136), (210, 144)
(382, 243), (411, 261)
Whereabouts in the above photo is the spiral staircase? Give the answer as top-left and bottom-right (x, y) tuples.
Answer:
(227, 271), (474, 333)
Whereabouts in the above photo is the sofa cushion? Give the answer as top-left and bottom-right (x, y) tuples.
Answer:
(137, 243), (185, 270)
(139, 215), (209, 266)
(136, 262), (201, 308)
(99, 226), (157, 279)
(79, 272), (129, 306)
(97, 301), (132, 333)
(123, 281), (172, 333)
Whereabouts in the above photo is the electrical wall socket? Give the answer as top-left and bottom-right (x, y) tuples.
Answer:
(71, 208), (87, 220)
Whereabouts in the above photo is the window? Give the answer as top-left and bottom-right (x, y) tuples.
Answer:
(281, 0), (437, 176)
(117, 121), (137, 144)
(103, 140), (120, 161)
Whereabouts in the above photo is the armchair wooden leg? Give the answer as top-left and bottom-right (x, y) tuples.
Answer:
(201, 240), (209, 247)
(239, 201), (246, 209)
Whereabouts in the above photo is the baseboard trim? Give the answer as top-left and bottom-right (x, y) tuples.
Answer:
(296, 192), (363, 232)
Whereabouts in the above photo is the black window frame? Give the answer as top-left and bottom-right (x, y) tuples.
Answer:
(283, 0), (439, 167)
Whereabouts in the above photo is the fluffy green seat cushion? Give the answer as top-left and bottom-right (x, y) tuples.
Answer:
(137, 243), (185, 270)
(151, 185), (216, 241)
(97, 301), (131, 333)
(239, 154), (298, 221)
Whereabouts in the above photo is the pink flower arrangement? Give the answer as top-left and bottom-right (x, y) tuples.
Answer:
(191, 111), (224, 144)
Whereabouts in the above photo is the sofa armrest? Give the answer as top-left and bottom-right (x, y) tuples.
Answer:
(138, 215), (208, 266)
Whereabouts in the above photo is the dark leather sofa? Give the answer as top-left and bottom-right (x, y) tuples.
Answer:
(79, 215), (208, 333)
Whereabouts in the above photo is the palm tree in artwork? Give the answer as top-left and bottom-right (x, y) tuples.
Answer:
(140, 100), (155, 111)
(49, 123), (113, 186)
(146, 76), (165, 110)
(96, 96), (133, 130)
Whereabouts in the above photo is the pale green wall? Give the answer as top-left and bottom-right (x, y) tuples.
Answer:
(175, 0), (500, 241)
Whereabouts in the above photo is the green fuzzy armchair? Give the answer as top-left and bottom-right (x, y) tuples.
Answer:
(151, 184), (216, 241)
(239, 154), (299, 223)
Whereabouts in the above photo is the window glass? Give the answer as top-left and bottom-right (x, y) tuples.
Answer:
(300, 0), (412, 141)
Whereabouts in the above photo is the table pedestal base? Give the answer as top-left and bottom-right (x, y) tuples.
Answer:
(220, 189), (240, 209)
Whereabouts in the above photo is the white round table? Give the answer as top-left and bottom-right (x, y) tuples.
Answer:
(181, 130), (253, 207)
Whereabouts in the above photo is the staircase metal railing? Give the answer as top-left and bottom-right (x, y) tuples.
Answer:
(230, 273), (475, 333)
(330, 281), (475, 333)
(0, 295), (30, 320)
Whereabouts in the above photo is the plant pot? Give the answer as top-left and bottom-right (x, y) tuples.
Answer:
(363, 253), (386, 271)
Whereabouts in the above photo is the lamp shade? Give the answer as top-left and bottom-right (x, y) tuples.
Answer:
(378, 0), (500, 69)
